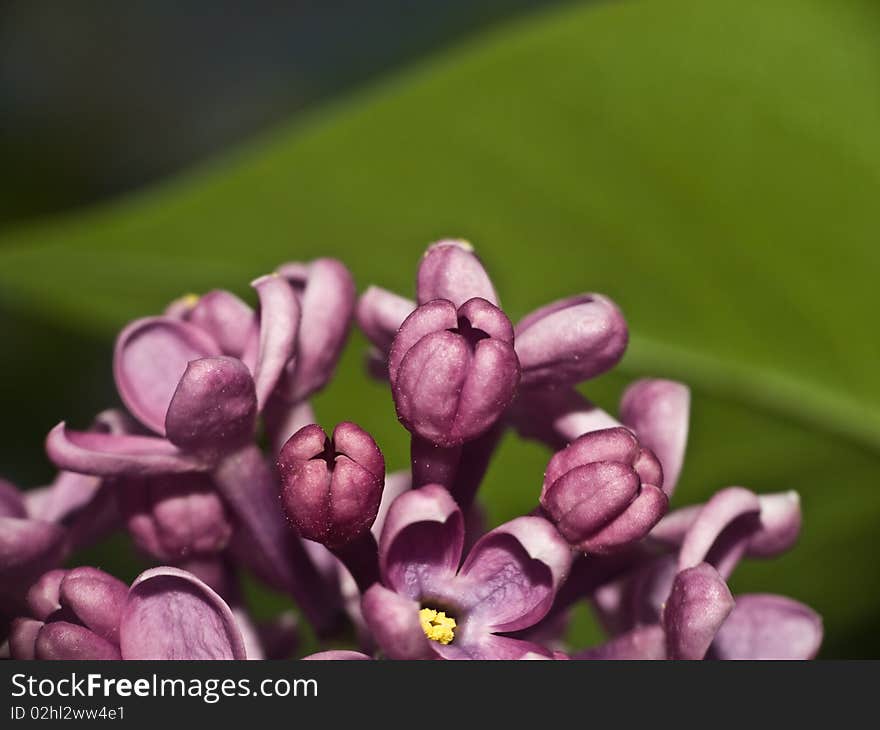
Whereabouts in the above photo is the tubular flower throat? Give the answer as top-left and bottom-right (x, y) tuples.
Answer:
(419, 608), (456, 645)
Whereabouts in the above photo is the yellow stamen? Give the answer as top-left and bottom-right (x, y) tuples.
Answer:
(181, 293), (200, 307)
(419, 607), (456, 645)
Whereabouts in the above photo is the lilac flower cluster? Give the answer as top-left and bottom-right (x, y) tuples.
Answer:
(1, 242), (821, 660)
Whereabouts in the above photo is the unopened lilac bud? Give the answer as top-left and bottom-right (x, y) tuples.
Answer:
(515, 294), (628, 389)
(416, 239), (499, 308)
(277, 258), (356, 401)
(278, 422), (385, 549)
(120, 474), (233, 563)
(388, 298), (520, 447)
(356, 286), (416, 355)
(540, 427), (667, 553)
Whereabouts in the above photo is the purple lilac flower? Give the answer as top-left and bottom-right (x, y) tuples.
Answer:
(361, 485), (572, 659)
(9, 566), (247, 660)
(45, 274), (341, 631)
(278, 422), (385, 592)
(539, 427), (668, 553)
(582, 487), (821, 659)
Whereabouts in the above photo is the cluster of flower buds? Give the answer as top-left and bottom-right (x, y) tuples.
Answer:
(0, 242), (821, 660)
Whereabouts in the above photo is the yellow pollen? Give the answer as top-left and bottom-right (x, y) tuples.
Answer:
(419, 608), (456, 645)
(181, 293), (200, 307)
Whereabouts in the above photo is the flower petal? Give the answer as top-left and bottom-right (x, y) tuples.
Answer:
(511, 387), (620, 450)
(188, 290), (257, 359)
(46, 422), (207, 477)
(361, 583), (434, 660)
(417, 239), (499, 308)
(387, 299), (458, 386)
(25, 471), (102, 524)
(663, 563), (734, 660)
(711, 594), (822, 660)
(461, 516), (572, 633)
(35, 622), (122, 660)
(515, 294), (628, 388)
(438, 634), (554, 660)
(303, 650), (372, 660)
(619, 379), (690, 495)
(114, 317), (221, 434)
(60, 567), (128, 645)
(251, 274), (299, 410)
(0, 477), (26, 518)
(0, 517), (66, 584)
(278, 258), (356, 401)
(576, 484), (667, 554)
(576, 625), (667, 660)
(677, 487), (761, 578)
(747, 492), (802, 557)
(120, 566), (247, 659)
(379, 484), (464, 600)
(164, 356), (257, 455)
(356, 286), (415, 354)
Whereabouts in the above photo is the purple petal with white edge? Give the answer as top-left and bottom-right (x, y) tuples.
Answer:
(251, 274), (299, 410)
(461, 515), (572, 633)
(164, 357), (257, 455)
(387, 299), (458, 385)
(511, 388), (620, 450)
(188, 290), (257, 359)
(0, 477), (26, 518)
(26, 569), (66, 620)
(575, 625), (667, 660)
(60, 567), (128, 645)
(747, 492), (802, 557)
(619, 379), (690, 494)
(47, 423), (207, 477)
(712, 594), (822, 660)
(515, 294), (628, 388)
(35, 622), (122, 660)
(356, 286), (415, 354)
(678, 487), (761, 578)
(542, 427), (640, 497)
(114, 317), (221, 434)
(278, 258), (355, 401)
(0, 517), (66, 582)
(9, 618), (43, 660)
(663, 563), (735, 660)
(120, 566), (246, 660)
(379, 485), (464, 600)
(416, 239), (499, 308)
(576, 484), (668, 554)
(303, 650), (372, 660)
(361, 583), (434, 660)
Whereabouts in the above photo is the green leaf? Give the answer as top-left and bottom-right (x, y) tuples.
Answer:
(2, 0), (879, 655)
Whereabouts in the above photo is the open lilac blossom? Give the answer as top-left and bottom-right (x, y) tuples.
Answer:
(540, 427), (668, 553)
(362, 485), (572, 659)
(582, 487), (821, 659)
(45, 275), (341, 632)
(10, 566), (248, 660)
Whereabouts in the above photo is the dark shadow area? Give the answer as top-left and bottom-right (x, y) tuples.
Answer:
(0, 0), (580, 226)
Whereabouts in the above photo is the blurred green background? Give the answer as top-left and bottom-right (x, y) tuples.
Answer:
(2, 0), (879, 657)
